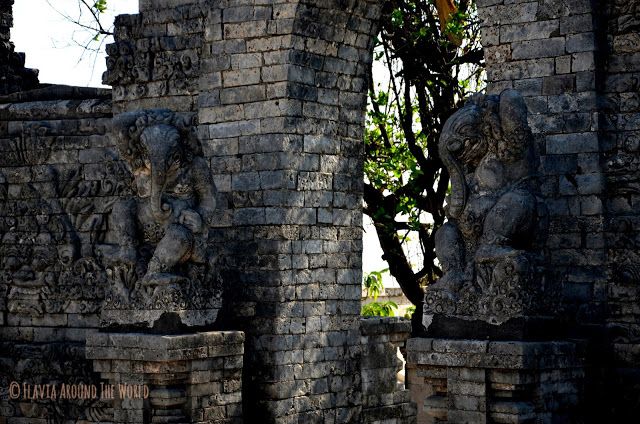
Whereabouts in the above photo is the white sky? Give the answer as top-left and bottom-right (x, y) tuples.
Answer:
(12, 0), (138, 87)
(12, 1), (398, 287)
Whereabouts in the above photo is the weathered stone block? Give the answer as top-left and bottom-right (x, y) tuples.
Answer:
(542, 74), (576, 95)
(511, 38), (566, 60)
(546, 132), (598, 154)
(571, 51), (596, 72)
(566, 32), (595, 53)
(500, 20), (560, 43)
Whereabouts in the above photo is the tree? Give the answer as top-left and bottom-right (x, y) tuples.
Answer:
(364, 0), (484, 329)
(42, 0), (116, 82)
(49, 0), (113, 41)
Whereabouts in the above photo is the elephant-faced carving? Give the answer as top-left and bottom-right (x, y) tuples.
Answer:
(99, 109), (220, 329)
(424, 89), (551, 326)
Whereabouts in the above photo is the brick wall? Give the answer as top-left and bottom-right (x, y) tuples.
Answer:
(468, 0), (640, 419)
(478, 0), (606, 326)
(361, 318), (416, 424)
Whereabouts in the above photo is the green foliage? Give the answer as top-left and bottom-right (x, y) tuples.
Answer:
(93, 0), (108, 13)
(445, 10), (468, 41)
(362, 301), (399, 317)
(363, 269), (388, 300)
(364, 0), (484, 306)
(404, 305), (416, 320)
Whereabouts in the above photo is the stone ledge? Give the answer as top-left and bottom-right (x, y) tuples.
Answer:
(407, 338), (586, 370)
(361, 316), (412, 336)
(85, 330), (244, 423)
(0, 84), (111, 104)
(86, 331), (245, 361)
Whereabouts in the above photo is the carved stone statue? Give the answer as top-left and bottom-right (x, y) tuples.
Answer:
(99, 109), (221, 329)
(423, 90), (551, 331)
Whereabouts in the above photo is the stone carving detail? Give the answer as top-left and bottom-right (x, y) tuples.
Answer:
(0, 122), (52, 166)
(424, 90), (549, 326)
(0, 109), (221, 329)
(98, 109), (221, 329)
(0, 342), (111, 422)
(104, 40), (199, 97)
(104, 41), (151, 86)
(609, 0), (640, 35)
(0, 172), (111, 317)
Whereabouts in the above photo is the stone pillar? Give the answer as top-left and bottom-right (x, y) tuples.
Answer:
(86, 331), (244, 423)
(360, 318), (417, 424)
(0, 0), (38, 95)
(407, 339), (586, 424)
(599, 1), (640, 418)
(104, 1), (383, 422)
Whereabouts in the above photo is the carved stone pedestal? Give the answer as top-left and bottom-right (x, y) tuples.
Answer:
(86, 331), (244, 424)
(406, 338), (585, 424)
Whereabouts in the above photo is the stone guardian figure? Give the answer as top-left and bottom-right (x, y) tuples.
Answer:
(424, 90), (550, 333)
(99, 109), (221, 329)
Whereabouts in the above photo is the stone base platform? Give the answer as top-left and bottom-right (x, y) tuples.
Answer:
(86, 331), (244, 424)
(406, 338), (585, 424)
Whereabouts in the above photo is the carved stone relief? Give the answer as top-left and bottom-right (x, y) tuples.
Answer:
(98, 109), (221, 329)
(0, 342), (111, 422)
(423, 89), (551, 327)
(0, 126), (113, 318)
(0, 109), (221, 330)
(104, 40), (200, 98)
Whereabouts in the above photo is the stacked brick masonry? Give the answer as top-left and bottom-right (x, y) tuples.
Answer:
(107, 3), (205, 113)
(108, 1), (382, 422)
(476, 0), (640, 419)
(477, 0), (640, 418)
(0, 88), (117, 422)
(86, 331), (244, 424)
(477, 0), (607, 329)
(407, 338), (586, 424)
(360, 318), (417, 424)
(207, 2), (381, 422)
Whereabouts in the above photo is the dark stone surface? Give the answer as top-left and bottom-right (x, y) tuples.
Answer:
(423, 314), (567, 341)
(0, 84), (111, 103)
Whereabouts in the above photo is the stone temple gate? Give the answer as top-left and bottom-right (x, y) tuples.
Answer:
(0, 0), (639, 423)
